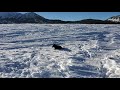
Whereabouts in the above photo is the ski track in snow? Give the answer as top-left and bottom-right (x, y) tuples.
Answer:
(0, 24), (120, 78)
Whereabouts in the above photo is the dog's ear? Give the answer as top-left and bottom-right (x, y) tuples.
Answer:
(52, 44), (55, 47)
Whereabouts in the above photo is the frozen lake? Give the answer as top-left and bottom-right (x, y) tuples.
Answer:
(0, 24), (120, 78)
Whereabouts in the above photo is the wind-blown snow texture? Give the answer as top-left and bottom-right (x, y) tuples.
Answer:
(0, 24), (120, 78)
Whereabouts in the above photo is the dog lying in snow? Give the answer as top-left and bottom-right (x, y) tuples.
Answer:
(52, 44), (63, 50)
(52, 44), (71, 52)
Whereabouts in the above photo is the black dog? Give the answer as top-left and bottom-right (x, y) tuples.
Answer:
(52, 44), (63, 50)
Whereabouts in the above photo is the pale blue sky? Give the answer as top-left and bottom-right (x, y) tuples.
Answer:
(20, 12), (120, 21)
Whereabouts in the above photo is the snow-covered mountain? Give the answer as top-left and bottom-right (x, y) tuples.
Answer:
(0, 12), (48, 23)
(0, 12), (22, 19)
(19, 12), (48, 23)
(107, 15), (120, 22)
(0, 12), (67, 24)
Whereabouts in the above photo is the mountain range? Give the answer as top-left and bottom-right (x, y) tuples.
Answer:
(0, 12), (120, 24)
(107, 15), (120, 23)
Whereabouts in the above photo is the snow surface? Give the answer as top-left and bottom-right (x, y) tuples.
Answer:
(0, 24), (120, 78)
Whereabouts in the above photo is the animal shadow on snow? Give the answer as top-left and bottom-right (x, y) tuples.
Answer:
(60, 48), (72, 52)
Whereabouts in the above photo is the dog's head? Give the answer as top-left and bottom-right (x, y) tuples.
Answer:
(52, 44), (62, 49)
(52, 44), (57, 48)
